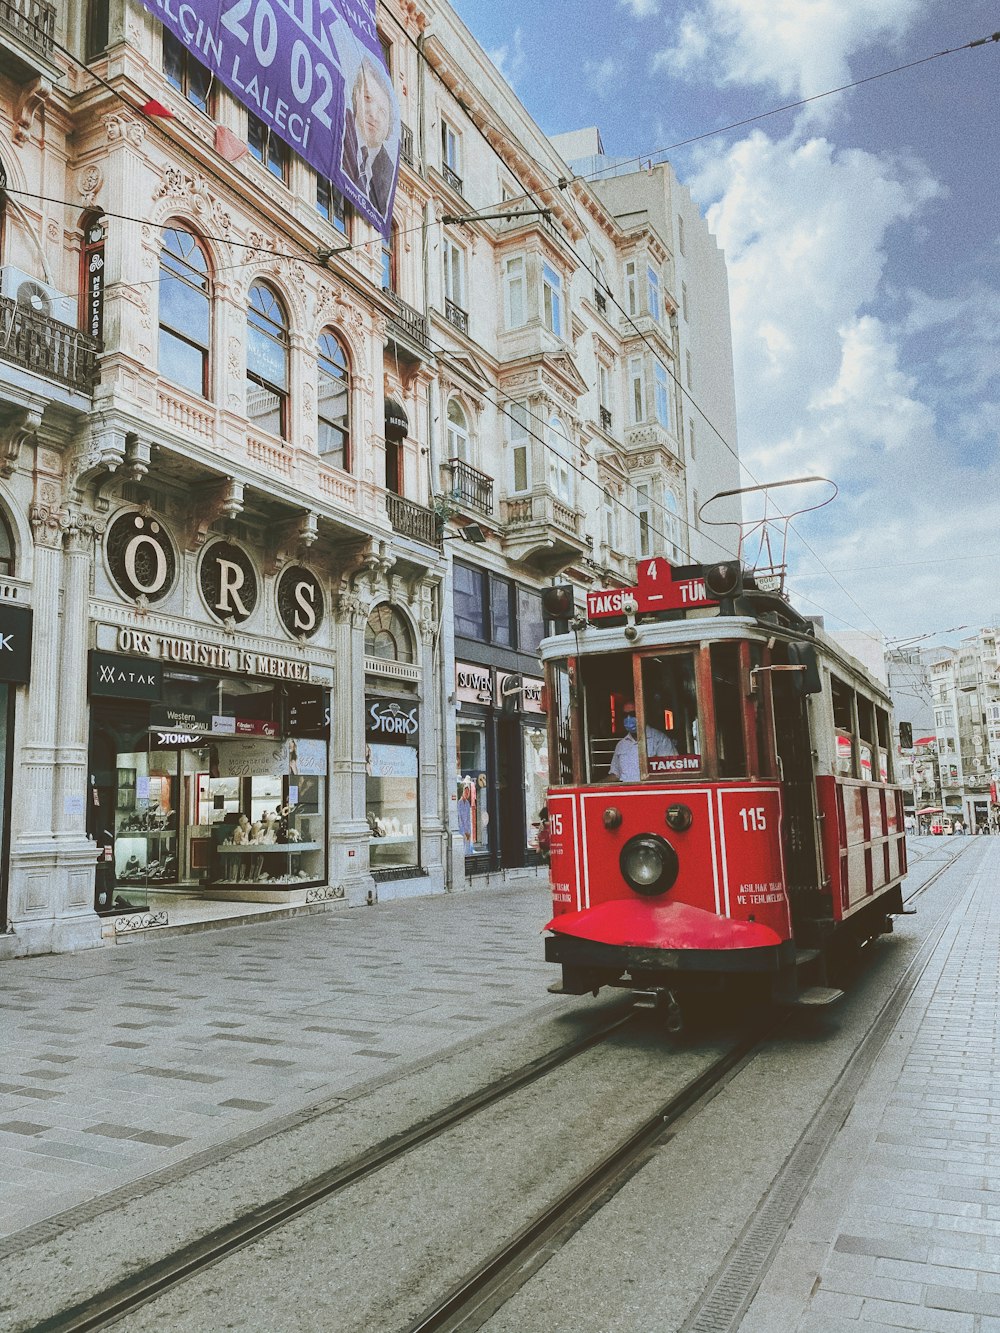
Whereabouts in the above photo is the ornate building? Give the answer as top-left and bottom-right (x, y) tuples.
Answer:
(0, 0), (740, 954)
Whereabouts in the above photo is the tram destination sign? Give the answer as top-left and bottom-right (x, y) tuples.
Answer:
(586, 559), (717, 621)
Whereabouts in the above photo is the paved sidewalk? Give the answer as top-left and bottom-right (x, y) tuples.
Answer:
(743, 836), (1000, 1332)
(0, 877), (555, 1242)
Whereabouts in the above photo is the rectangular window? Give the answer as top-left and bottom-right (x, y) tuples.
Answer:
(603, 489), (619, 551)
(454, 562), (486, 640)
(636, 483), (651, 559)
(654, 362), (670, 428)
(678, 214), (686, 256)
(542, 263), (562, 337)
(490, 575), (514, 647)
(508, 402), (530, 493)
(629, 355), (645, 424)
(685, 348), (693, 389)
(248, 113), (288, 181)
(443, 237), (466, 307)
(504, 256), (526, 329)
(681, 281), (689, 322)
(516, 587), (545, 655)
(163, 29), (213, 115)
(647, 266), (661, 322)
(624, 260), (637, 317)
(316, 177), (350, 235)
(689, 417), (695, 459)
(441, 119), (462, 189)
(599, 363), (611, 409)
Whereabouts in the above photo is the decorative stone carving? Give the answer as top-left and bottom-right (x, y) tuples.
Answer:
(105, 114), (146, 147)
(13, 77), (52, 145)
(29, 504), (68, 549)
(186, 478), (245, 550)
(78, 166), (103, 205)
(0, 407), (42, 479)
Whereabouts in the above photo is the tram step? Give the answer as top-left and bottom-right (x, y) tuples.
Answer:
(794, 948), (822, 966)
(793, 986), (844, 1007)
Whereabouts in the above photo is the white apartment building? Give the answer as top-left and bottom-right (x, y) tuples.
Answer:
(0, 0), (741, 954)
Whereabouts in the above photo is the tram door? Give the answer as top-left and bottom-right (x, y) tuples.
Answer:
(770, 650), (822, 912)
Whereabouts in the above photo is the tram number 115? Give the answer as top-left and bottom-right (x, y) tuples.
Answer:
(738, 806), (768, 832)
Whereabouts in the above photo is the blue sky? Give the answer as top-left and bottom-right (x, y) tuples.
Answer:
(451, 0), (1000, 646)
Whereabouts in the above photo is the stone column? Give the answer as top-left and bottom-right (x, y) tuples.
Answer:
(417, 588), (446, 892)
(328, 591), (375, 905)
(53, 511), (102, 841)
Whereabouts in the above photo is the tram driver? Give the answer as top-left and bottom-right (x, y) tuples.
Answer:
(608, 700), (677, 781)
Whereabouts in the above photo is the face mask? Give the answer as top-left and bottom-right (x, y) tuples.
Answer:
(623, 715), (637, 735)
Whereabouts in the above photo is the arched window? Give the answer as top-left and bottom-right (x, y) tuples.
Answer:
(246, 282), (289, 439)
(0, 507), (14, 576)
(446, 399), (470, 463)
(317, 330), (350, 470)
(365, 604), (415, 664)
(546, 414), (573, 504)
(159, 227), (210, 397)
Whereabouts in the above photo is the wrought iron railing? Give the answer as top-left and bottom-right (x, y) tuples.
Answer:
(599, 406), (612, 433)
(385, 290), (429, 354)
(387, 492), (441, 547)
(448, 458), (494, 515)
(444, 299), (468, 335)
(0, 0), (55, 58)
(0, 296), (99, 393)
(442, 163), (464, 195)
(400, 123), (415, 168)
(595, 290), (607, 314)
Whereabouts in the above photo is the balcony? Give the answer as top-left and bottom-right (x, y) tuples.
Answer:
(0, 0), (55, 67)
(500, 488), (591, 576)
(599, 406), (613, 433)
(387, 492), (441, 548)
(595, 290), (607, 315)
(385, 290), (429, 359)
(442, 163), (464, 196)
(400, 123), (415, 169)
(0, 296), (99, 395)
(446, 458), (494, 516)
(444, 299), (468, 336)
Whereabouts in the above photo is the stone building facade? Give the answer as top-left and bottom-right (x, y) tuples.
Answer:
(0, 0), (740, 954)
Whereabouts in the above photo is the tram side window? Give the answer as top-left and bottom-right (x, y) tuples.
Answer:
(831, 676), (856, 777)
(711, 642), (747, 778)
(548, 660), (574, 786)
(639, 653), (699, 772)
(857, 695), (876, 782)
(876, 705), (892, 782)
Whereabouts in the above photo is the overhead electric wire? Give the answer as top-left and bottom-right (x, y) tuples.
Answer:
(36, 19), (996, 629)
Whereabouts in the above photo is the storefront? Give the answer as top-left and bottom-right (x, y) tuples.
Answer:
(0, 603), (32, 927)
(366, 695), (420, 876)
(88, 647), (329, 910)
(454, 661), (547, 871)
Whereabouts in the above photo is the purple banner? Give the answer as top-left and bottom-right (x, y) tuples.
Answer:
(140, 0), (400, 237)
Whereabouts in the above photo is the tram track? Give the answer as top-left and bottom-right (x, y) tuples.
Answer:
(22, 1004), (640, 1333)
(22, 846), (973, 1333)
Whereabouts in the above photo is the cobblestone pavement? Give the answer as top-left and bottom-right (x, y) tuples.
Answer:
(743, 835), (1000, 1332)
(0, 877), (555, 1241)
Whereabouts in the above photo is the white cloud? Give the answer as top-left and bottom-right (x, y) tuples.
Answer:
(583, 57), (621, 101)
(654, 0), (925, 103)
(486, 27), (526, 90)
(618, 0), (659, 16)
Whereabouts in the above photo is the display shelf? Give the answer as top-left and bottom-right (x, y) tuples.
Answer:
(115, 830), (177, 839)
(368, 834), (415, 845)
(216, 842), (321, 853)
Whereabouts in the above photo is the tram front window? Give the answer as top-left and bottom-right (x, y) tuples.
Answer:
(579, 651), (700, 782)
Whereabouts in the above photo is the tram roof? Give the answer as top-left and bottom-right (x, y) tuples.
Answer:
(540, 611), (893, 706)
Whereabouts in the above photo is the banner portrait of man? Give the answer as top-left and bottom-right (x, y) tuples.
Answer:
(340, 55), (398, 222)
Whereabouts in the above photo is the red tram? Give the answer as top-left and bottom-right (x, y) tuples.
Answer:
(540, 559), (907, 1017)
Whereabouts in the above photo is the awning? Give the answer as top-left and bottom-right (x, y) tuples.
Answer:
(916, 806), (943, 815)
(385, 398), (409, 442)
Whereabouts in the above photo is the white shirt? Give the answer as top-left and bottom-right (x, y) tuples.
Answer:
(608, 727), (677, 781)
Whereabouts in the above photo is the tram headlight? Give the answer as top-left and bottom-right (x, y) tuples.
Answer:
(619, 834), (679, 897)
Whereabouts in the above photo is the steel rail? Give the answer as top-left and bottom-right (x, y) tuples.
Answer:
(24, 1005), (637, 1333)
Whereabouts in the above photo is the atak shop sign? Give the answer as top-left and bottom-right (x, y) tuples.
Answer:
(135, 0), (400, 239)
(89, 651), (163, 700)
(366, 699), (419, 743)
(0, 604), (33, 685)
(585, 559), (717, 621)
(456, 662), (492, 705)
(114, 627), (311, 682)
(106, 510), (177, 604)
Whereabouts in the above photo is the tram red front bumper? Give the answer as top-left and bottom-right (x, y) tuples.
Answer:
(546, 898), (783, 951)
